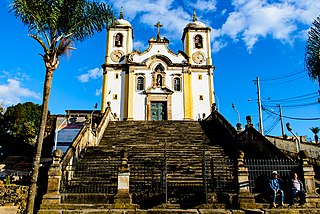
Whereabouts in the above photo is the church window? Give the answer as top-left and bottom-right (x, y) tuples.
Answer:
(198, 74), (202, 80)
(115, 73), (119, 79)
(173, 77), (181, 91)
(113, 94), (118, 100)
(199, 95), (203, 101)
(194, 35), (203, 48)
(137, 76), (144, 91)
(114, 33), (123, 47)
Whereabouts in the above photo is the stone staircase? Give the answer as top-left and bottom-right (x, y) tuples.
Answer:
(60, 120), (236, 208)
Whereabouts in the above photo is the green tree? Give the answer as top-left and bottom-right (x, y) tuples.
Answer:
(305, 15), (320, 86)
(310, 127), (319, 144)
(4, 102), (42, 145)
(9, 1), (115, 213)
(0, 102), (44, 160)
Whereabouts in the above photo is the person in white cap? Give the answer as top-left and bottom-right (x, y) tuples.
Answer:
(269, 170), (284, 207)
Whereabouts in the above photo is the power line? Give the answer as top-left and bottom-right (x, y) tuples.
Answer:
(263, 107), (320, 120)
(264, 92), (318, 103)
(260, 69), (305, 81)
(263, 101), (319, 108)
(260, 75), (307, 85)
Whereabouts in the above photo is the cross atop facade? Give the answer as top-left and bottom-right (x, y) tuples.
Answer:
(154, 22), (163, 41)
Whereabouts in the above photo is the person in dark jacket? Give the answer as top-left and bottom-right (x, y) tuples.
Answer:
(290, 172), (306, 205)
(269, 171), (284, 207)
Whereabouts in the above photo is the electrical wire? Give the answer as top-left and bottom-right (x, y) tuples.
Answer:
(263, 106), (320, 120)
(260, 69), (306, 81)
(263, 101), (319, 108)
(263, 108), (281, 134)
(265, 93), (318, 103)
(260, 75), (307, 85)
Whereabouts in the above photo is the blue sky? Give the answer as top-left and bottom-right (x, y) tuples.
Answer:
(0, 0), (319, 139)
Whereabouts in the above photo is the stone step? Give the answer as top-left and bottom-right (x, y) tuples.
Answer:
(61, 120), (236, 207)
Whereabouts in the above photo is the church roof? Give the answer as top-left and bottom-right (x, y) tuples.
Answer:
(114, 19), (131, 27)
(113, 7), (132, 27)
(184, 10), (206, 29)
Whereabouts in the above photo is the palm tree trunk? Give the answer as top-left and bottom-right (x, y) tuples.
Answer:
(26, 68), (54, 214)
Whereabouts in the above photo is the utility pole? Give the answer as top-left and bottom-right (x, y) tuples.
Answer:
(254, 77), (264, 135)
(278, 104), (285, 137)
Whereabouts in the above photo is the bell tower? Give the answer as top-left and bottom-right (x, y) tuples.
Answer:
(105, 8), (133, 65)
(182, 10), (212, 66)
(181, 11), (215, 120)
(101, 9), (133, 113)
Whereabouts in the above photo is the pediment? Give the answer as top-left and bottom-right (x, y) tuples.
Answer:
(128, 42), (187, 65)
(144, 86), (173, 94)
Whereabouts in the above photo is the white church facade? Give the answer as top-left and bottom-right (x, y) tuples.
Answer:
(101, 10), (215, 121)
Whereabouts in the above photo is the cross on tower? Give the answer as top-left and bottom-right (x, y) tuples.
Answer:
(154, 22), (163, 41)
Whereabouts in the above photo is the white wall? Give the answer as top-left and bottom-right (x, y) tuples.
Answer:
(192, 72), (211, 120)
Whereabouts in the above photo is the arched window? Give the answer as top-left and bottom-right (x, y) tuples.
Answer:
(173, 77), (181, 91)
(137, 76), (144, 91)
(114, 33), (123, 47)
(194, 35), (203, 48)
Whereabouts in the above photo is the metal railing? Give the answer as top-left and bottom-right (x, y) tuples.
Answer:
(203, 156), (236, 195)
(129, 157), (166, 207)
(245, 159), (298, 193)
(60, 159), (119, 194)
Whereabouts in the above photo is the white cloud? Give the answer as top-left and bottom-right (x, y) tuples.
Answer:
(77, 68), (103, 83)
(212, 40), (227, 53)
(0, 79), (40, 105)
(109, 0), (212, 40)
(213, 0), (320, 52)
(133, 41), (148, 51)
(95, 88), (102, 96)
(221, 9), (227, 16)
(188, 0), (217, 12)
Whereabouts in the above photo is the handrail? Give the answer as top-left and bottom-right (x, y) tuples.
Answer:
(60, 107), (115, 167)
(95, 107), (115, 145)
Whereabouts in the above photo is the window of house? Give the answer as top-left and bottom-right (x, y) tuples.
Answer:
(137, 76), (144, 91)
(198, 74), (202, 80)
(173, 77), (181, 91)
(115, 73), (119, 79)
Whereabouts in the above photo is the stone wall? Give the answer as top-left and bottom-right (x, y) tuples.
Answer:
(0, 181), (28, 213)
(266, 136), (320, 161)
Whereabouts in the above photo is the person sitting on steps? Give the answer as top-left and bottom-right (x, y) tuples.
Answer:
(290, 172), (306, 206)
(269, 170), (284, 207)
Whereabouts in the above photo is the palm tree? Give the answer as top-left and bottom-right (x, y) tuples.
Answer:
(305, 15), (320, 86)
(9, 1), (114, 213)
(310, 127), (319, 144)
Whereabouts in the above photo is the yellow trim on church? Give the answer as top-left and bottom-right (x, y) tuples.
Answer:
(127, 70), (134, 120)
(183, 71), (193, 120)
(123, 70), (134, 120)
(101, 70), (108, 113)
(208, 69), (213, 107)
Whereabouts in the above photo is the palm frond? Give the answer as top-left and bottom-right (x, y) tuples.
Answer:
(305, 15), (320, 84)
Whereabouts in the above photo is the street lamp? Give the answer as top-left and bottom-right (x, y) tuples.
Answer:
(232, 103), (240, 124)
(54, 116), (69, 151)
(286, 122), (301, 152)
